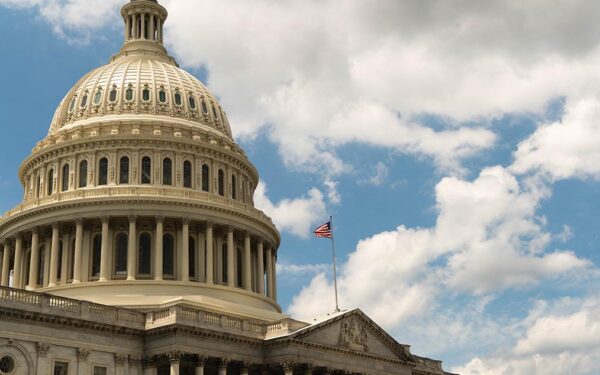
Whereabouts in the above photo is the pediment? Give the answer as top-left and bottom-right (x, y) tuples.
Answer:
(289, 309), (414, 363)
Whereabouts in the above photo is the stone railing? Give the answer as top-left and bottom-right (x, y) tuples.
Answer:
(0, 286), (146, 329)
(2, 185), (274, 227)
(145, 305), (309, 339)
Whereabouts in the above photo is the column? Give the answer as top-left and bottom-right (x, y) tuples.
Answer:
(226, 228), (234, 287)
(273, 249), (278, 300)
(132, 13), (138, 39)
(218, 359), (229, 375)
(205, 223), (213, 284)
(27, 228), (40, 290)
(149, 14), (155, 41)
(1, 241), (11, 287)
(244, 234), (251, 291)
(13, 235), (23, 289)
(257, 240), (265, 295)
(155, 216), (164, 280)
(195, 355), (207, 375)
(126, 14), (131, 40)
(60, 231), (70, 285)
(282, 363), (294, 375)
(99, 217), (110, 282)
(181, 219), (190, 282)
(169, 352), (181, 375)
(127, 216), (137, 280)
(73, 220), (83, 283)
(266, 246), (274, 299)
(141, 12), (146, 39)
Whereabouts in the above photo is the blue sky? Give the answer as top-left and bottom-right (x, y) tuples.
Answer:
(2, 1), (600, 374)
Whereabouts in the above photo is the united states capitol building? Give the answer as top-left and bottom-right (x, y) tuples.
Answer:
(0, 1), (456, 374)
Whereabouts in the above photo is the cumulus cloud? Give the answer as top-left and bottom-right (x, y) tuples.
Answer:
(289, 166), (589, 323)
(253, 181), (326, 238)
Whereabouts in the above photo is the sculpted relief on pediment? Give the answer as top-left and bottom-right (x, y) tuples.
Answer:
(339, 317), (369, 352)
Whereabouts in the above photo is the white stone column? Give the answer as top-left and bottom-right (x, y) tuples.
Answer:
(218, 359), (229, 375)
(60, 231), (70, 285)
(257, 240), (265, 295)
(244, 234), (252, 291)
(125, 15), (131, 40)
(13, 235), (23, 288)
(149, 14), (155, 41)
(49, 224), (60, 287)
(128, 216), (137, 280)
(155, 216), (164, 280)
(73, 220), (83, 283)
(227, 227), (234, 287)
(205, 223), (213, 284)
(99, 217), (110, 282)
(266, 246), (274, 299)
(132, 13), (138, 39)
(195, 355), (207, 375)
(1, 241), (11, 287)
(273, 249), (278, 301)
(141, 13), (146, 39)
(27, 228), (40, 290)
(181, 219), (190, 282)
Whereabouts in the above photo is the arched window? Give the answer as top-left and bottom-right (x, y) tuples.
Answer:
(125, 86), (134, 102)
(158, 90), (167, 103)
(202, 164), (210, 192)
(47, 169), (54, 195)
(237, 248), (243, 288)
(68, 98), (76, 113)
(80, 94), (88, 108)
(115, 233), (128, 276)
(212, 104), (218, 119)
(141, 156), (152, 184)
(163, 234), (174, 277)
(92, 235), (102, 277)
(62, 164), (70, 192)
(138, 233), (152, 276)
(174, 92), (182, 106)
(119, 156), (129, 184)
(109, 88), (118, 102)
(201, 100), (208, 114)
(142, 88), (151, 102)
(79, 160), (88, 188)
(188, 96), (196, 110)
(98, 157), (108, 186)
(189, 236), (196, 279)
(162, 158), (172, 185)
(231, 175), (237, 200)
(93, 89), (102, 105)
(218, 169), (225, 196)
(183, 161), (192, 188)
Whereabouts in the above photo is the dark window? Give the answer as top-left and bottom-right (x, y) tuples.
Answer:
(120, 156), (129, 184)
(125, 87), (134, 101)
(231, 175), (237, 200)
(237, 249), (243, 288)
(115, 233), (128, 275)
(163, 234), (174, 276)
(62, 164), (70, 192)
(69, 98), (76, 112)
(79, 160), (88, 188)
(47, 169), (54, 195)
(93, 90), (102, 105)
(37, 247), (45, 285)
(36, 175), (41, 198)
(159, 90), (167, 103)
(142, 88), (150, 102)
(92, 235), (102, 277)
(218, 169), (224, 196)
(98, 157), (108, 186)
(109, 88), (117, 102)
(212, 104), (218, 119)
(0, 356), (15, 373)
(162, 158), (172, 185)
(138, 233), (152, 275)
(183, 161), (192, 188)
(80, 94), (88, 107)
(189, 96), (196, 109)
(201, 100), (208, 114)
(141, 157), (151, 184)
(174, 92), (182, 106)
(189, 237), (196, 278)
(53, 361), (69, 375)
(69, 239), (75, 280)
(202, 164), (210, 192)
(222, 243), (228, 284)
(94, 367), (108, 375)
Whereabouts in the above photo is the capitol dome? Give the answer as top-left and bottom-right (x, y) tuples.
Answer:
(0, 0), (281, 321)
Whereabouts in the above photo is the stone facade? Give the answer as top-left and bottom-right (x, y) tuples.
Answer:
(0, 1), (456, 374)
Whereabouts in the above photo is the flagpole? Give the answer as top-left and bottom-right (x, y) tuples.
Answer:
(330, 216), (340, 313)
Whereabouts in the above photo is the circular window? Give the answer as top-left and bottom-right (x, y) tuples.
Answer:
(0, 356), (15, 374)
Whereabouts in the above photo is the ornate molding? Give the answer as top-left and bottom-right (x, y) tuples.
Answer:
(36, 342), (50, 357)
(115, 353), (128, 365)
(77, 348), (90, 361)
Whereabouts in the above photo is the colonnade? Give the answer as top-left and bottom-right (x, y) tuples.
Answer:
(0, 216), (277, 300)
(125, 9), (164, 43)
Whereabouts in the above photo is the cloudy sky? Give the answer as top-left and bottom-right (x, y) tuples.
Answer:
(2, 0), (600, 373)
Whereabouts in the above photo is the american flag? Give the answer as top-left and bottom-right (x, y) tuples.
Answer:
(314, 221), (333, 239)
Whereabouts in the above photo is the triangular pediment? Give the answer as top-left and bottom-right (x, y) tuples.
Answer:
(288, 309), (414, 364)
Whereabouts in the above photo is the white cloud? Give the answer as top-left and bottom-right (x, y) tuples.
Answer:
(512, 96), (600, 180)
(360, 162), (389, 187)
(253, 181), (326, 238)
(288, 166), (589, 326)
(277, 263), (329, 277)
